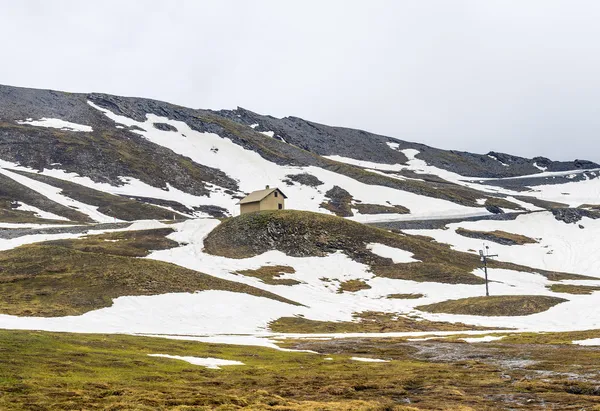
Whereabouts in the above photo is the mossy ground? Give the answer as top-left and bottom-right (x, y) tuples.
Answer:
(417, 295), (568, 317)
(547, 284), (600, 295)
(2, 329), (600, 410)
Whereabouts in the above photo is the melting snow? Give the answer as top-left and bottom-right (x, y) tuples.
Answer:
(572, 338), (600, 346)
(351, 357), (389, 363)
(147, 354), (244, 369)
(17, 118), (93, 132)
(366, 243), (420, 263)
(0, 167), (118, 223)
(13, 202), (69, 221)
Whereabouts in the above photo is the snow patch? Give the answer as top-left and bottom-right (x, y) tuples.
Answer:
(572, 338), (600, 346)
(147, 354), (244, 369)
(13, 202), (69, 221)
(17, 118), (93, 132)
(366, 243), (420, 263)
(351, 357), (389, 363)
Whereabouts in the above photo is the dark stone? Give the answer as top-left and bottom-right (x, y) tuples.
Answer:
(283, 173), (324, 187)
(153, 122), (178, 132)
(486, 205), (505, 214)
(552, 208), (600, 224)
(320, 186), (354, 217)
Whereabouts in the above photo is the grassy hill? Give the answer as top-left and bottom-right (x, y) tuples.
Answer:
(204, 210), (589, 285)
(0, 228), (299, 316)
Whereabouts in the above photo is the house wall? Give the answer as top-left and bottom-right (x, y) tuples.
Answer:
(240, 202), (261, 214)
(259, 191), (285, 211)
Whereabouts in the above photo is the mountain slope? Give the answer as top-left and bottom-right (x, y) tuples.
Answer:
(1, 83), (600, 341)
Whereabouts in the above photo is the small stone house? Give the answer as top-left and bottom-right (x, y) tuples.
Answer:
(238, 186), (287, 215)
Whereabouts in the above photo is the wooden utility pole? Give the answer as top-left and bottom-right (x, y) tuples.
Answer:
(479, 245), (498, 297)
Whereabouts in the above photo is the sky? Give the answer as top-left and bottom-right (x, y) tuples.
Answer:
(1, 0), (600, 162)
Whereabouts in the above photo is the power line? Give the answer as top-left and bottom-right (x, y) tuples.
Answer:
(479, 244), (498, 297)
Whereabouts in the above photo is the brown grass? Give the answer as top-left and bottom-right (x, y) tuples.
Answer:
(269, 311), (497, 333)
(236, 265), (301, 286)
(455, 228), (538, 245)
(387, 293), (425, 299)
(547, 284), (600, 295)
(337, 279), (371, 293)
(204, 210), (592, 286)
(484, 197), (525, 211)
(417, 295), (568, 317)
(0, 229), (300, 316)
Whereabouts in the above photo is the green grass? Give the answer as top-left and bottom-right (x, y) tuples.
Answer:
(2, 329), (600, 409)
(236, 265), (301, 286)
(547, 284), (600, 295)
(417, 295), (568, 317)
(0, 228), (300, 316)
(500, 329), (600, 344)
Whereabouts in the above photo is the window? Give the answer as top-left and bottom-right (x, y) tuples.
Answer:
(278, 204), (283, 210)
(274, 191), (278, 197)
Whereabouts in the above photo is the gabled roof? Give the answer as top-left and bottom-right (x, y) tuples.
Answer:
(239, 187), (287, 204)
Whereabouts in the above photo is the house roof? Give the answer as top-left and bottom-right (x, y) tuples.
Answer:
(239, 187), (287, 204)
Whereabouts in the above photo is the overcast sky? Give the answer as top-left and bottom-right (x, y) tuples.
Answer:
(2, 1), (600, 161)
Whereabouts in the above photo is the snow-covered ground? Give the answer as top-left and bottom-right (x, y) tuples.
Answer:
(404, 211), (600, 277)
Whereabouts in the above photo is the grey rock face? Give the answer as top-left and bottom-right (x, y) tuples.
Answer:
(283, 173), (324, 187)
(217, 107), (599, 179)
(486, 205), (505, 214)
(552, 208), (600, 224)
(153, 122), (178, 132)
